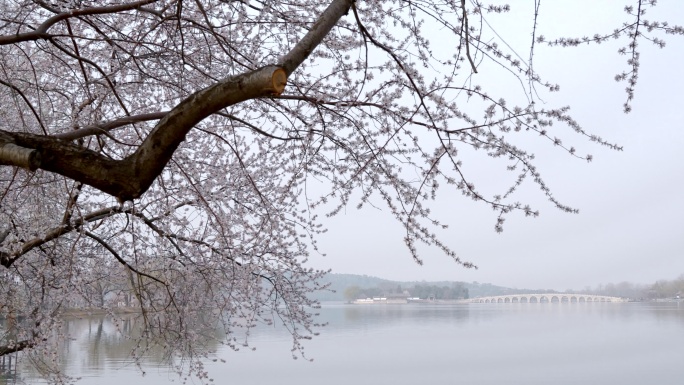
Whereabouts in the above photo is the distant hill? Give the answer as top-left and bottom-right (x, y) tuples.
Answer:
(311, 274), (396, 301)
(309, 273), (546, 301)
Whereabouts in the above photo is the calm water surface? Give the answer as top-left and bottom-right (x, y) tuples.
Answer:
(6, 302), (684, 384)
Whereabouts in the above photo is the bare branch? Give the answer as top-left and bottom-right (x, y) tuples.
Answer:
(85, 231), (167, 286)
(53, 112), (168, 141)
(461, 0), (478, 74)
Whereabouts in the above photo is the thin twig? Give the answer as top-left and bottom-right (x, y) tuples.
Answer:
(461, 0), (478, 74)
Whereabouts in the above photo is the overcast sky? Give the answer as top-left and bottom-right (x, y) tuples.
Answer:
(307, 1), (684, 291)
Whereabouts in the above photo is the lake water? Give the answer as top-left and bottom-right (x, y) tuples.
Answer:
(5, 302), (684, 384)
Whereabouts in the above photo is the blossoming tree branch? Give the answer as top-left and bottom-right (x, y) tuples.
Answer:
(0, 0), (681, 381)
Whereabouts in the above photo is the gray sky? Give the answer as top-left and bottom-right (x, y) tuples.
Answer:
(309, 1), (684, 291)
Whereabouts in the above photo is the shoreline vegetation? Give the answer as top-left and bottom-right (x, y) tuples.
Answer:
(351, 298), (470, 305)
(3, 273), (681, 321)
(316, 273), (684, 303)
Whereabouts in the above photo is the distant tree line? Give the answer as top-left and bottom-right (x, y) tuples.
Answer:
(571, 274), (684, 300)
(331, 273), (684, 302)
(410, 284), (469, 300)
(344, 283), (469, 301)
(647, 275), (684, 298)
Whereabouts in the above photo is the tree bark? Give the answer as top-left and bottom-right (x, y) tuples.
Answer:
(0, 143), (40, 171)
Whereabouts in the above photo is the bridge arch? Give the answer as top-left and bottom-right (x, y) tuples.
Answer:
(473, 293), (626, 304)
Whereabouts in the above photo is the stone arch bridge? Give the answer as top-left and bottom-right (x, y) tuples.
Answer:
(472, 294), (627, 304)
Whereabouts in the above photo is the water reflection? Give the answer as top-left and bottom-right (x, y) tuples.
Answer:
(4, 313), (226, 385)
(0, 354), (18, 384)
(4, 302), (684, 385)
(324, 303), (470, 330)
